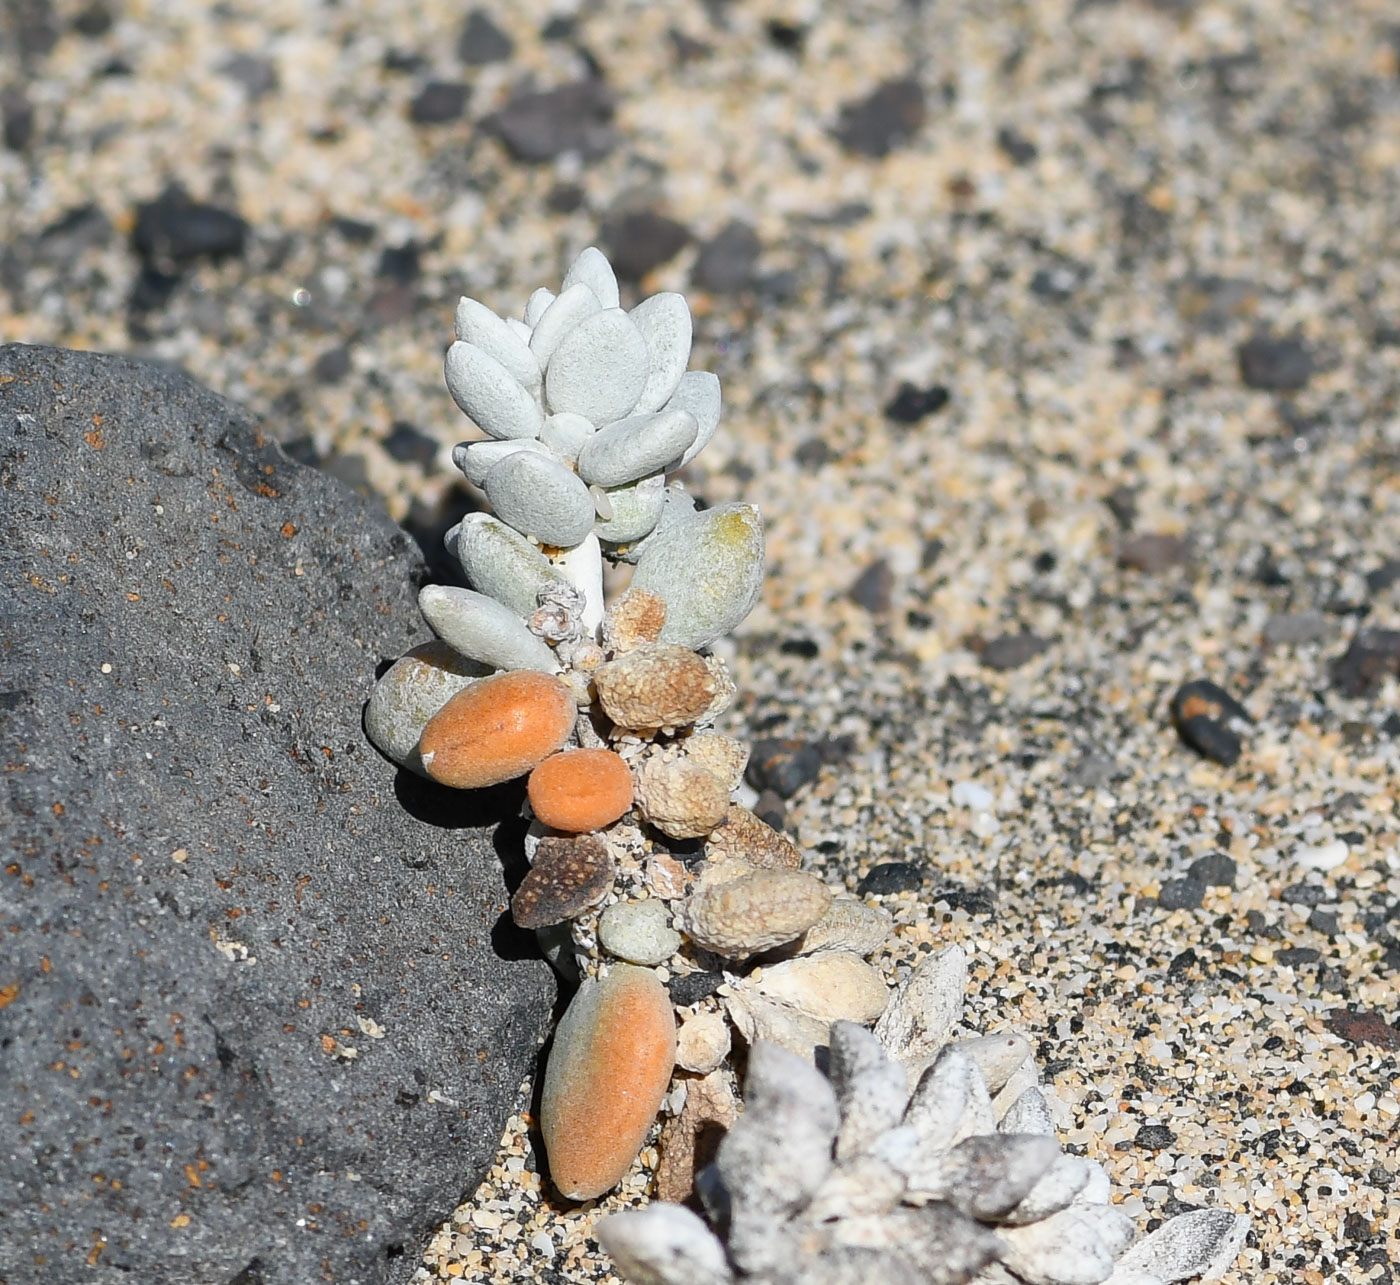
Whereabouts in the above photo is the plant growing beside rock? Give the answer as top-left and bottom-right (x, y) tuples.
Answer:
(365, 249), (1248, 1282)
(365, 246), (890, 1202)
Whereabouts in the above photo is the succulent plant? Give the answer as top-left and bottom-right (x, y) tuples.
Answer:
(365, 247), (894, 1203)
(599, 946), (1250, 1285)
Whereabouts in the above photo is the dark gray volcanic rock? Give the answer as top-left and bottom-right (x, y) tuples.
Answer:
(0, 345), (556, 1285)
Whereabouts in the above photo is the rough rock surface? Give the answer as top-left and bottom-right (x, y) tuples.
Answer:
(0, 345), (555, 1285)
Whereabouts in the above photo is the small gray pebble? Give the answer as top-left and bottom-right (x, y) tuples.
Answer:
(597, 899), (681, 966)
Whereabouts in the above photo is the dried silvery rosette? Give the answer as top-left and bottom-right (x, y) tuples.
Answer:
(599, 947), (1251, 1285)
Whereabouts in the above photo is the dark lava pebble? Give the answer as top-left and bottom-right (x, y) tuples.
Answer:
(884, 382), (950, 424)
(1365, 559), (1400, 594)
(1188, 852), (1238, 889)
(1158, 877), (1206, 911)
(847, 558), (894, 613)
(458, 8), (514, 63)
(331, 214), (376, 242)
(934, 885), (997, 916)
(131, 182), (249, 271)
(753, 789), (787, 832)
(1134, 1124), (1178, 1150)
(746, 738), (825, 798)
(857, 862), (925, 896)
(1276, 947), (1321, 966)
(1332, 628), (1400, 697)
(1169, 679), (1252, 766)
(996, 125), (1038, 165)
(833, 77), (926, 157)
(377, 241), (421, 283)
(484, 79), (616, 162)
(1103, 483), (1138, 530)
(312, 344), (352, 384)
(546, 182), (586, 214)
(669, 970), (725, 1007)
(794, 438), (833, 469)
(1237, 334), (1314, 391)
(1278, 881), (1327, 907)
(692, 219), (761, 293)
(980, 632), (1050, 671)
(2, 87), (35, 151)
(1167, 948), (1198, 978)
(73, 1), (114, 36)
(602, 209), (692, 282)
(220, 51), (279, 99)
(1309, 909), (1340, 937)
(1118, 531), (1190, 573)
(410, 79), (468, 124)
(382, 421), (439, 466)
(1325, 1009), (1400, 1052)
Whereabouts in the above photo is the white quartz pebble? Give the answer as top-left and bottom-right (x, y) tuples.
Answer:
(951, 781), (995, 811)
(1296, 838), (1348, 870)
